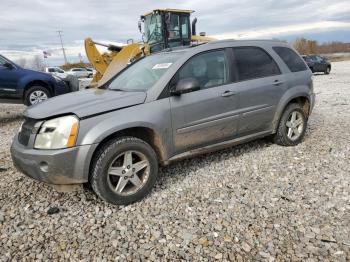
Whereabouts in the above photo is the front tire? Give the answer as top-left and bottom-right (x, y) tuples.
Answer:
(24, 85), (51, 106)
(90, 137), (158, 205)
(273, 103), (307, 146)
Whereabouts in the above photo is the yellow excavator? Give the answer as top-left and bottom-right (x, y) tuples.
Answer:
(85, 9), (215, 87)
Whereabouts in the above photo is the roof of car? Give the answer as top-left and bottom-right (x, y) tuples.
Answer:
(156, 39), (290, 56)
(206, 39), (287, 45)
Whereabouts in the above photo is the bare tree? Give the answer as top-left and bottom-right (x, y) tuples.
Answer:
(293, 37), (350, 55)
(30, 55), (45, 71)
(293, 38), (309, 55)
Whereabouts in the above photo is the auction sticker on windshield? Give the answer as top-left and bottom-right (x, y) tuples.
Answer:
(152, 63), (172, 69)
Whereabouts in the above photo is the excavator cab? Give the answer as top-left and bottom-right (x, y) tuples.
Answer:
(85, 9), (214, 87)
(140, 9), (193, 53)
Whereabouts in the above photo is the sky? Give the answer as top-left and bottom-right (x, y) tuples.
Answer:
(1, 0), (349, 66)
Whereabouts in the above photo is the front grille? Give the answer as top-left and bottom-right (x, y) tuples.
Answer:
(18, 118), (37, 146)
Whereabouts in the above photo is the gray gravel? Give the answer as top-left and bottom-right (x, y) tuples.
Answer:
(1, 62), (350, 261)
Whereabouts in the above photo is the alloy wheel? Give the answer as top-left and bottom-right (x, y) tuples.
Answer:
(29, 90), (48, 105)
(285, 111), (304, 141)
(107, 150), (150, 196)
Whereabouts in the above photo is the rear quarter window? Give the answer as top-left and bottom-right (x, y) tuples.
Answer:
(232, 47), (281, 82)
(273, 46), (307, 72)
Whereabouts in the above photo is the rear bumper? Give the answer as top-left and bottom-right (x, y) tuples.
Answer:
(11, 135), (97, 185)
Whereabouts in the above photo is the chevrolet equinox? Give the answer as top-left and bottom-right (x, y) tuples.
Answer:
(11, 40), (315, 205)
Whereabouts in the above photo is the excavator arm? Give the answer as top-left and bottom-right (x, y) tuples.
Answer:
(85, 38), (147, 87)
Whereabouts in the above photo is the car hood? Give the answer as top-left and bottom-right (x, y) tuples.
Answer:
(24, 89), (147, 119)
(22, 68), (54, 78)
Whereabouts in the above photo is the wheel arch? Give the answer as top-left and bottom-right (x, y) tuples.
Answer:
(88, 126), (168, 174)
(273, 94), (311, 132)
(23, 80), (53, 98)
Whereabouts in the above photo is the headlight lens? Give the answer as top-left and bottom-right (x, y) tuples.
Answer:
(34, 115), (79, 149)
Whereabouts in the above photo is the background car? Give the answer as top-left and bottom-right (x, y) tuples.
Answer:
(67, 68), (93, 78)
(0, 54), (71, 106)
(45, 67), (68, 79)
(86, 67), (96, 75)
(302, 55), (331, 74)
(45, 67), (80, 92)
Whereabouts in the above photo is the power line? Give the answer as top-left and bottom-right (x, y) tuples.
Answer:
(56, 30), (68, 64)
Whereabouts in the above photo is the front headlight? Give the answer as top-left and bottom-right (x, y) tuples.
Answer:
(34, 115), (79, 149)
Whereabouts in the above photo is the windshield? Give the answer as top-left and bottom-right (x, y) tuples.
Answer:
(108, 52), (183, 91)
(144, 14), (163, 44)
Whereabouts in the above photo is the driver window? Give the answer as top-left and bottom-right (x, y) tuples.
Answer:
(177, 50), (229, 90)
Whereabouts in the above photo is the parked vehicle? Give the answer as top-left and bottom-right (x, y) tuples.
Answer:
(45, 67), (80, 92)
(302, 55), (331, 74)
(0, 54), (71, 105)
(45, 67), (68, 79)
(11, 40), (315, 205)
(67, 68), (93, 78)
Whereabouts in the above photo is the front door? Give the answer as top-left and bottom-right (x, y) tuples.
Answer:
(0, 56), (19, 97)
(170, 49), (240, 154)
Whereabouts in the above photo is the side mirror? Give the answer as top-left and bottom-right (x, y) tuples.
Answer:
(171, 77), (200, 96)
(3, 62), (14, 69)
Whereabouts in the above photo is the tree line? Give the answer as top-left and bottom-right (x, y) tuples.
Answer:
(293, 38), (350, 55)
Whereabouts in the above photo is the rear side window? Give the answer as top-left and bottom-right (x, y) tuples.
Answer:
(273, 46), (307, 72)
(232, 47), (280, 81)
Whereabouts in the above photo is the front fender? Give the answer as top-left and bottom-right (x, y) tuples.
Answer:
(18, 74), (54, 95)
(76, 99), (173, 160)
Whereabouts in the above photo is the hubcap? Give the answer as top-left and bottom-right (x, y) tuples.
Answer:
(107, 150), (150, 196)
(286, 111), (304, 141)
(29, 90), (48, 105)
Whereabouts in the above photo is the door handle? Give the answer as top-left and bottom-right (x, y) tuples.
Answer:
(273, 80), (284, 86)
(221, 90), (237, 97)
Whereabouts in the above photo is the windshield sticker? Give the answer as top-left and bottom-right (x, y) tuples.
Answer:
(152, 63), (172, 69)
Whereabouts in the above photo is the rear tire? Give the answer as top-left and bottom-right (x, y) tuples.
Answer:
(90, 137), (158, 205)
(273, 103), (307, 146)
(24, 85), (51, 106)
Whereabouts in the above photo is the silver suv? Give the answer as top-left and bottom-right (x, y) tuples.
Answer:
(11, 40), (315, 205)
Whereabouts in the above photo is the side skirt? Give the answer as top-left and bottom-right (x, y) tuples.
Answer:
(163, 130), (273, 165)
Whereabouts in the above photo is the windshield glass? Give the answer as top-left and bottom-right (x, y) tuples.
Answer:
(144, 14), (163, 44)
(108, 52), (184, 91)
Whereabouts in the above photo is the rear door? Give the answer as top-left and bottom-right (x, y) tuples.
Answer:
(230, 46), (286, 136)
(170, 49), (240, 154)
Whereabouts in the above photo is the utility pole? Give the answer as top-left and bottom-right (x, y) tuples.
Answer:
(56, 30), (68, 64)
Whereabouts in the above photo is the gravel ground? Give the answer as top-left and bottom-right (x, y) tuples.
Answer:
(0, 62), (349, 261)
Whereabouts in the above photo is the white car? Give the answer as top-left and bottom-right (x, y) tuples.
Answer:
(68, 68), (93, 78)
(45, 67), (68, 79)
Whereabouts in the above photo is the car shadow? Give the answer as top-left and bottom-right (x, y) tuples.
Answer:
(155, 136), (274, 190)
